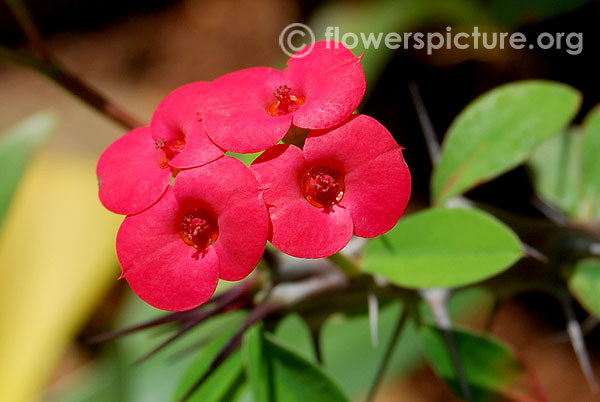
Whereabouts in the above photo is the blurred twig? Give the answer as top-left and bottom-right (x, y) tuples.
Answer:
(421, 288), (473, 402)
(5, 0), (49, 61)
(364, 305), (407, 402)
(179, 301), (281, 402)
(559, 289), (599, 393)
(408, 81), (441, 167)
(1, 0), (143, 130)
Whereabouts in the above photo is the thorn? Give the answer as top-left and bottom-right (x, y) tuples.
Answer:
(582, 315), (600, 335)
(87, 311), (188, 344)
(485, 299), (502, 332)
(559, 291), (599, 392)
(368, 293), (379, 348)
(408, 81), (441, 167)
(310, 327), (323, 364)
(420, 289), (473, 402)
(88, 278), (256, 344)
(522, 243), (549, 263)
(134, 320), (201, 365)
(364, 306), (407, 402)
(420, 289), (451, 329)
(531, 195), (569, 226)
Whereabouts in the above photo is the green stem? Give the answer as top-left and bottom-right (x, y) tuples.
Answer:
(327, 252), (362, 277)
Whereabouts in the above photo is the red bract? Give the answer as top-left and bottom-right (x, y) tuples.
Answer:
(97, 126), (172, 215)
(97, 82), (223, 215)
(251, 114), (411, 259)
(116, 157), (269, 311)
(151, 82), (223, 169)
(201, 41), (366, 153)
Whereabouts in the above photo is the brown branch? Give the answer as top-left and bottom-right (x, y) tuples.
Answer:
(5, 0), (49, 60)
(0, 46), (143, 130)
(1, 0), (143, 130)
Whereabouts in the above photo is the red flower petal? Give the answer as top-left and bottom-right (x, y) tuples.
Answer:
(201, 67), (292, 153)
(287, 41), (366, 129)
(269, 197), (353, 258)
(251, 144), (305, 207)
(117, 189), (219, 311)
(343, 149), (411, 238)
(97, 127), (171, 215)
(174, 157), (269, 280)
(251, 144), (353, 258)
(304, 114), (400, 173)
(151, 82), (223, 169)
(214, 196), (269, 280)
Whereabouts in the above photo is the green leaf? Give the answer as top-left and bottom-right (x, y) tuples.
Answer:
(243, 326), (351, 402)
(421, 325), (543, 401)
(432, 80), (581, 205)
(363, 208), (523, 288)
(174, 329), (245, 402)
(0, 111), (56, 227)
(569, 258), (600, 318)
(528, 128), (582, 218)
(580, 106), (600, 220)
(244, 326), (273, 402)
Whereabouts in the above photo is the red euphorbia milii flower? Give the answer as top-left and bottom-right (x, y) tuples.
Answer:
(201, 41), (366, 154)
(251, 114), (411, 259)
(97, 82), (223, 215)
(116, 156), (269, 311)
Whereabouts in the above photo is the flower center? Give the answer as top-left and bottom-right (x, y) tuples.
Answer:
(156, 133), (186, 168)
(268, 85), (305, 116)
(301, 166), (345, 208)
(179, 208), (219, 250)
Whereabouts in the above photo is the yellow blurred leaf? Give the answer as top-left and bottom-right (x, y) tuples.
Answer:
(0, 151), (121, 402)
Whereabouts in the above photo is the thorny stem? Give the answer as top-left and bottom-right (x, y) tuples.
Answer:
(558, 289), (599, 392)
(364, 306), (408, 402)
(421, 288), (473, 402)
(1, 0), (143, 130)
(180, 301), (282, 402)
(88, 277), (257, 344)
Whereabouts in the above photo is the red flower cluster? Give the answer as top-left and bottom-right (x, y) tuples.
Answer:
(97, 41), (411, 311)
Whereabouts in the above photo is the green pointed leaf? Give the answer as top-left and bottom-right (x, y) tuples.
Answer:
(363, 208), (523, 288)
(243, 326), (274, 402)
(0, 111), (56, 227)
(580, 106), (600, 220)
(421, 325), (544, 401)
(568, 258), (600, 318)
(243, 326), (350, 402)
(174, 329), (245, 402)
(432, 80), (581, 205)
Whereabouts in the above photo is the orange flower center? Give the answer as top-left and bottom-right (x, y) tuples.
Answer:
(179, 208), (219, 250)
(268, 85), (305, 116)
(156, 133), (186, 168)
(301, 166), (345, 208)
